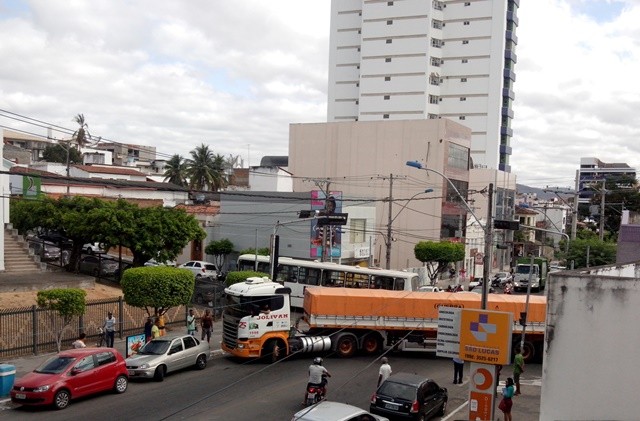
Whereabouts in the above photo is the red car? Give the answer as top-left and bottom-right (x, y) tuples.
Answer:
(10, 348), (129, 410)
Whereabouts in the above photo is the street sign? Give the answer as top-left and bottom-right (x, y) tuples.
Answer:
(474, 253), (484, 264)
(436, 307), (461, 358)
(468, 363), (499, 421)
(459, 309), (513, 365)
(316, 213), (348, 226)
(494, 219), (520, 230)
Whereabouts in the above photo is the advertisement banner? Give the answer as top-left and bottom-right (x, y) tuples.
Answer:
(126, 333), (146, 358)
(459, 309), (513, 365)
(468, 363), (499, 421)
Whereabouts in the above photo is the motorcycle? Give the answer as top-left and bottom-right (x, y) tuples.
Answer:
(305, 375), (328, 406)
(503, 282), (513, 294)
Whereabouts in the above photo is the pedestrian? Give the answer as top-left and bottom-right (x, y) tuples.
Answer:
(151, 318), (161, 339)
(103, 311), (116, 348)
(498, 377), (515, 421)
(72, 332), (87, 349)
(452, 357), (464, 384)
(513, 347), (525, 395)
(377, 356), (392, 388)
(156, 309), (167, 336)
(144, 317), (153, 342)
(187, 309), (197, 336)
(200, 309), (214, 343)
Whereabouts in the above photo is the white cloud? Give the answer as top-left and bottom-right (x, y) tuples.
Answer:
(0, 0), (638, 187)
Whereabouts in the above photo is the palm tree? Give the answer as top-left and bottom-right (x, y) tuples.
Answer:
(185, 144), (228, 191)
(72, 114), (91, 148)
(163, 154), (188, 186)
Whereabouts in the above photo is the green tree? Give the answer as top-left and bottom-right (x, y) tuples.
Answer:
(565, 237), (616, 269)
(37, 288), (87, 352)
(239, 247), (270, 256)
(414, 241), (465, 285)
(163, 154), (188, 186)
(72, 113), (91, 147)
(205, 239), (234, 273)
(42, 144), (82, 164)
(121, 266), (194, 317)
(185, 143), (228, 191)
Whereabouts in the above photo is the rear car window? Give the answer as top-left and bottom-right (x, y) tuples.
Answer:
(204, 264), (217, 271)
(378, 381), (417, 401)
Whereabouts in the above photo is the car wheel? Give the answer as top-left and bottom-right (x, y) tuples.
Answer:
(195, 354), (207, 370)
(53, 389), (71, 410)
(335, 334), (357, 358)
(86, 247), (93, 255)
(114, 375), (128, 393)
(154, 365), (166, 382)
(416, 412), (426, 421)
(439, 399), (447, 415)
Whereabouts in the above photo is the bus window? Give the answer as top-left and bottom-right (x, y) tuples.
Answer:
(299, 267), (321, 286)
(372, 276), (394, 290)
(277, 264), (298, 283)
(394, 278), (405, 291)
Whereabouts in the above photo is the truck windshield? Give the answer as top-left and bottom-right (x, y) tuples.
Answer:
(516, 265), (538, 275)
(224, 294), (283, 318)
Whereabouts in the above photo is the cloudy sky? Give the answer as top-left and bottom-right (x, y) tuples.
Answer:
(0, 0), (638, 189)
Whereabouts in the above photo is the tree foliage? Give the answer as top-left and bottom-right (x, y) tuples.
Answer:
(205, 238), (234, 272)
(414, 241), (465, 285)
(42, 144), (82, 164)
(121, 266), (195, 317)
(565, 237), (616, 269)
(185, 143), (228, 191)
(225, 270), (270, 287)
(37, 288), (87, 352)
(239, 247), (270, 256)
(163, 154), (188, 187)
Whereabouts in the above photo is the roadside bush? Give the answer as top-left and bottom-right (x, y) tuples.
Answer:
(225, 270), (269, 287)
(121, 266), (194, 316)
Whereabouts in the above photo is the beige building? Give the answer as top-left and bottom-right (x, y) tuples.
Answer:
(290, 119), (471, 270)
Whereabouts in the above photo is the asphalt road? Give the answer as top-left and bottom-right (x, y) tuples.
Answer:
(2, 352), (542, 421)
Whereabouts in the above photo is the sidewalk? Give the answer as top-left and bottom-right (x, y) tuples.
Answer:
(0, 321), (225, 404)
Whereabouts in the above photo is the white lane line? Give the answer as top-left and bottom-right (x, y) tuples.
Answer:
(441, 400), (469, 421)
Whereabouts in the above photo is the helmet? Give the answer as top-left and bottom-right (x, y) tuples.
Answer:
(313, 357), (323, 365)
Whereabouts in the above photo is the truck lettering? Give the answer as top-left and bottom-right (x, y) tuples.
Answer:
(256, 314), (289, 320)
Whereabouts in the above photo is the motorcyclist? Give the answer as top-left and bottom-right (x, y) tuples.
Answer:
(504, 279), (513, 294)
(303, 357), (332, 404)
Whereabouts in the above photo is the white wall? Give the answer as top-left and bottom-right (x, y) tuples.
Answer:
(542, 266), (640, 420)
(249, 167), (293, 192)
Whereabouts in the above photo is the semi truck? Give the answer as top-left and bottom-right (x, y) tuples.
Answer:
(513, 257), (549, 292)
(221, 277), (547, 363)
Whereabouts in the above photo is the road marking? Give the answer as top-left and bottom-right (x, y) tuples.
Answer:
(442, 401), (469, 421)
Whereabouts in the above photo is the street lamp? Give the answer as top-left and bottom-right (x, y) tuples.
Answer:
(406, 160), (494, 310)
(385, 188), (433, 269)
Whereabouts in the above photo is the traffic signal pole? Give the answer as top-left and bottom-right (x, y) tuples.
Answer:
(482, 183), (493, 310)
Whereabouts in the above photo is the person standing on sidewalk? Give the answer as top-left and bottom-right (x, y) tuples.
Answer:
(513, 347), (525, 395)
(72, 333), (87, 349)
(377, 357), (392, 388)
(103, 311), (116, 348)
(186, 309), (197, 336)
(499, 377), (515, 421)
(144, 317), (153, 342)
(452, 357), (464, 384)
(200, 309), (214, 343)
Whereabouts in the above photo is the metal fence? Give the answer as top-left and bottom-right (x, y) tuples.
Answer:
(0, 296), (199, 359)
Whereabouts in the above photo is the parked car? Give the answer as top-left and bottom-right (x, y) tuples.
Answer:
(144, 259), (177, 267)
(417, 286), (441, 293)
(10, 348), (128, 410)
(78, 255), (120, 277)
(82, 242), (105, 254)
(29, 240), (67, 263)
(292, 401), (389, 421)
(370, 372), (447, 420)
(491, 271), (513, 287)
(37, 230), (73, 248)
(125, 333), (210, 381)
(468, 277), (485, 291)
(178, 260), (219, 278)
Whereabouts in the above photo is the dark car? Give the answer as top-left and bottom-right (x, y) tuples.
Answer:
(370, 372), (447, 420)
(78, 255), (120, 277)
(10, 348), (128, 410)
(37, 230), (73, 248)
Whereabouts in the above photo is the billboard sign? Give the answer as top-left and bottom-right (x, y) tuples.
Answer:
(459, 309), (513, 365)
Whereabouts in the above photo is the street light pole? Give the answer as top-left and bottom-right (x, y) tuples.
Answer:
(385, 188), (433, 269)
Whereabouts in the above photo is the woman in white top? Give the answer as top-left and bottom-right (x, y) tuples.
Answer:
(72, 332), (87, 349)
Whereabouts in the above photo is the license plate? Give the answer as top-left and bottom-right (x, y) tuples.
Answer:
(15, 393), (26, 399)
(384, 403), (399, 410)
(128, 370), (136, 376)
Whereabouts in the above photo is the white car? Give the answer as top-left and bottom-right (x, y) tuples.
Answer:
(83, 242), (105, 254)
(292, 401), (389, 421)
(178, 260), (219, 278)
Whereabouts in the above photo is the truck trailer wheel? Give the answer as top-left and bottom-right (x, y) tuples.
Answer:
(334, 334), (357, 358)
(361, 333), (382, 355)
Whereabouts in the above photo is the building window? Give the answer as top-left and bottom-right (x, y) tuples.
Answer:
(385, 57), (391, 62)
(462, 40), (469, 45)
(431, 38), (443, 48)
(429, 95), (439, 104)
(428, 113), (438, 119)
(383, 114), (390, 119)
(460, 97), (467, 101)
(384, 95), (390, 100)
(388, 1), (394, 5)
(350, 219), (366, 243)
(386, 39), (392, 44)
(462, 59), (468, 63)
(465, 2), (471, 6)
(430, 56), (441, 66)
(385, 76), (391, 81)
(461, 77), (467, 82)
(433, 0), (444, 11)
(429, 76), (440, 86)
(357, 47), (361, 52)
(358, 29), (361, 34)
(459, 116), (466, 120)
(355, 100), (359, 104)
(356, 82), (359, 87)
(448, 143), (470, 170)
(432, 19), (443, 30)
(387, 20), (393, 25)
(357, 65), (360, 69)
(464, 21), (470, 25)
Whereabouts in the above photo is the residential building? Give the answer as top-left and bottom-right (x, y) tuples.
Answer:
(326, 0), (520, 171)
(578, 157), (636, 204)
(290, 118), (472, 270)
(616, 210), (640, 264)
(93, 141), (156, 166)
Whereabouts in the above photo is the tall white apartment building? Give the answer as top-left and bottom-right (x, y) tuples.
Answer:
(327, 0), (519, 172)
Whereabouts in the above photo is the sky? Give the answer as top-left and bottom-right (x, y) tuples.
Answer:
(0, 0), (638, 189)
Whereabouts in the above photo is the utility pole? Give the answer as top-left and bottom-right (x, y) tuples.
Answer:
(599, 179), (606, 241)
(572, 170), (579, 240)
(481, 183), (494, 310)
(385, 174), (394, 269)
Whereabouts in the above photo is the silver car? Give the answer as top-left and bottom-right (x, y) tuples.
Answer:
(125, 334), (209, 381)
(292, 401), (389, 421)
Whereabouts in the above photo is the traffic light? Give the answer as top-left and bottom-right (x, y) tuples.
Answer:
(496, 244), (509, 249)
(494, 219), (520, 230)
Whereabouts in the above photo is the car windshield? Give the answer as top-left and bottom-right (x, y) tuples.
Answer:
(138, 340), (170, 355)
(378, 381), (417, 401)
(35, 356), (76, 374)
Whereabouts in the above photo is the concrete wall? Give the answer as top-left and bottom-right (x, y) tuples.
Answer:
(542, 265), (640, 420)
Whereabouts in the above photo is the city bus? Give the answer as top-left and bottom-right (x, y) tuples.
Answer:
(237, 254), (420, 308)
